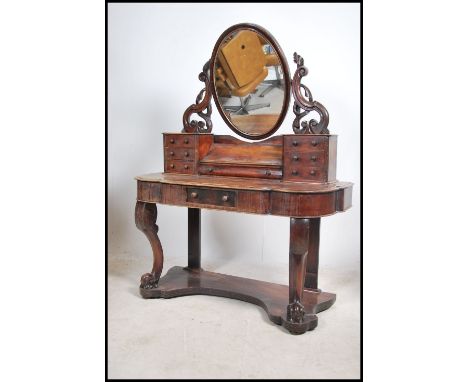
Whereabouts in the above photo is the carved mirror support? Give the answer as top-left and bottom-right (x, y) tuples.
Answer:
(182, 61), (213, 133)
(291, 52), (329, 135)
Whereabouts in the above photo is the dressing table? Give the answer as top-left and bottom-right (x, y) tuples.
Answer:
(135, 23), (353, 334)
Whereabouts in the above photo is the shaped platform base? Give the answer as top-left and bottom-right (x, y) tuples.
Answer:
(140, 266), (336, 334)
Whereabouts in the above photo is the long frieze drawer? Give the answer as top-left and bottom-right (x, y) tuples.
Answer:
(284, 151), (327, 167)
(164, 134), (197, 147)
(165, 161), (195, 174)
(283, 135), (329, 151)
(186, 187), (237, 207)
(164, 147), (195, 161)
(283, 166), (327, 182)
(198, 164), (282, 179)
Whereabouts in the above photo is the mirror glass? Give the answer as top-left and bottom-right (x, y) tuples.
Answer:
(211, 26), (289, 139)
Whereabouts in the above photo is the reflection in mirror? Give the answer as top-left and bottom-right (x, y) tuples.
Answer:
(214, 29), (285, 137)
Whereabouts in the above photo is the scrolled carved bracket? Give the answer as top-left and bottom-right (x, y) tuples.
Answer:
(182, 60), (213, 133)
(291, 52), (329, 135)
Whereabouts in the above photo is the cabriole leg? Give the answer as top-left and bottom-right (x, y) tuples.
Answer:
(135, 201), (164, 292)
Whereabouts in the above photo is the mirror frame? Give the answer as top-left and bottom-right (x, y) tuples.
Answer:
(209, 23), (291, 140)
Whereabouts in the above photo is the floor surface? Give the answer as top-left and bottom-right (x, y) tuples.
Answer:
(108, 253), (361, 379)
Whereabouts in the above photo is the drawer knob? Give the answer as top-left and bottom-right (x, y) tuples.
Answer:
(311, 155), (317, 162)
(184, 151), (189, 157)
(170, 164), (175, 169)
(292, 140), (298, 146)
(208, 167), (213, 173)
(292, 170), (298, 176)
(170, 151), (174, 156)
(184, 138), (189, 144)
(184, 164), (189, 169)
(190, 192), (198, 198)
(222, 195), (229, 202)
(311, 140), (318, 147)
(265, 170), (271, 176)
(310, 170), (316, 176)
(293, 155), (299, 161)
(169, 138), (175, 144)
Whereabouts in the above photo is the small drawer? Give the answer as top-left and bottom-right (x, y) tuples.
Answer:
(285, 151), (327, 167)
(164, 147), (195, 161)
(165, 161), (194, 174)
(164, 134), (196, 147)
(284, 135), (329, 152)
(284, 167), (327, 182)
(186, 187), (237, 207)
(198, 164), (282, 179)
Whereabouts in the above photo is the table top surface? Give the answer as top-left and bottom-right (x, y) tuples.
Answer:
(136, 172), (353, 194)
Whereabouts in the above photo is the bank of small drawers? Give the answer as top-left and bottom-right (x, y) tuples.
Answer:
(283, 135), (336, 183)
(164, 134), (197, 174)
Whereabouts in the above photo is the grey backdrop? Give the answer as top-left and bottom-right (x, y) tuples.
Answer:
(108, 3), (360, 271)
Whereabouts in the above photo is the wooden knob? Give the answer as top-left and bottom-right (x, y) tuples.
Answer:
(311, 140), (318, 147)
(208, 167), (213, 172)
(292, 170), (298, 176)
(170, 164), (175, 169)
(184, 138), (189, 144)
(222, 195), (229, 202)
(265, 170), (271, 176)
(170, 151), (174, 156)
(184, 165), (189, 169)
(292, 140), (298, 146)
(191, 192), (198, 198)
(310, 170), (316, 176)
(170, 138), (175, 144)
(293, 155), (299, 161)
(311, 156), (317, 162)
(184, 151), (189, 157)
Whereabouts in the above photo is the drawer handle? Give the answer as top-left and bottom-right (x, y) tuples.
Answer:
(184, 164), (189, 169)
(170, 151), (174, 156)
(292, 140), (298, 147)
(184, 138), (189, 144)
(169, 138), (175, 144)
(311, 155), (317, 162)
(208, 167), (213, 173)
(310, 170), (316, 176)
(190, 192), (198, 198)
(222, 195), (229, 202)
(184, 151), (189, 157)
(170, 164), (175, 169)
(311, 140), (318, 147)
(293, 155), (299, 161)
(292, 170), (298, 176)
(265, 170), (271, 176)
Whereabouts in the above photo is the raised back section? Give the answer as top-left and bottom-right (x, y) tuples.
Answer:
(163, 133), (337, 184)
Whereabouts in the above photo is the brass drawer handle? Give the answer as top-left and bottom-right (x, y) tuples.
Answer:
(190, 192), (198, 198)
(222, 195), (229, 202)
(293, 155), (299, 161)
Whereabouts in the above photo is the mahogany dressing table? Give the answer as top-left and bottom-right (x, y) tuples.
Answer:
(135, 24), (353, 334)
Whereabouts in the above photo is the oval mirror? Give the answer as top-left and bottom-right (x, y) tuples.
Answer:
(210, 24), (290, 140)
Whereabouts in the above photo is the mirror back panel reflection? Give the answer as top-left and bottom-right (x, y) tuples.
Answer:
(213, 27), (288, 139)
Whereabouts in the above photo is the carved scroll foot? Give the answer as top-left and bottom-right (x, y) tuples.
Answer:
(135, 201), (164, 297)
